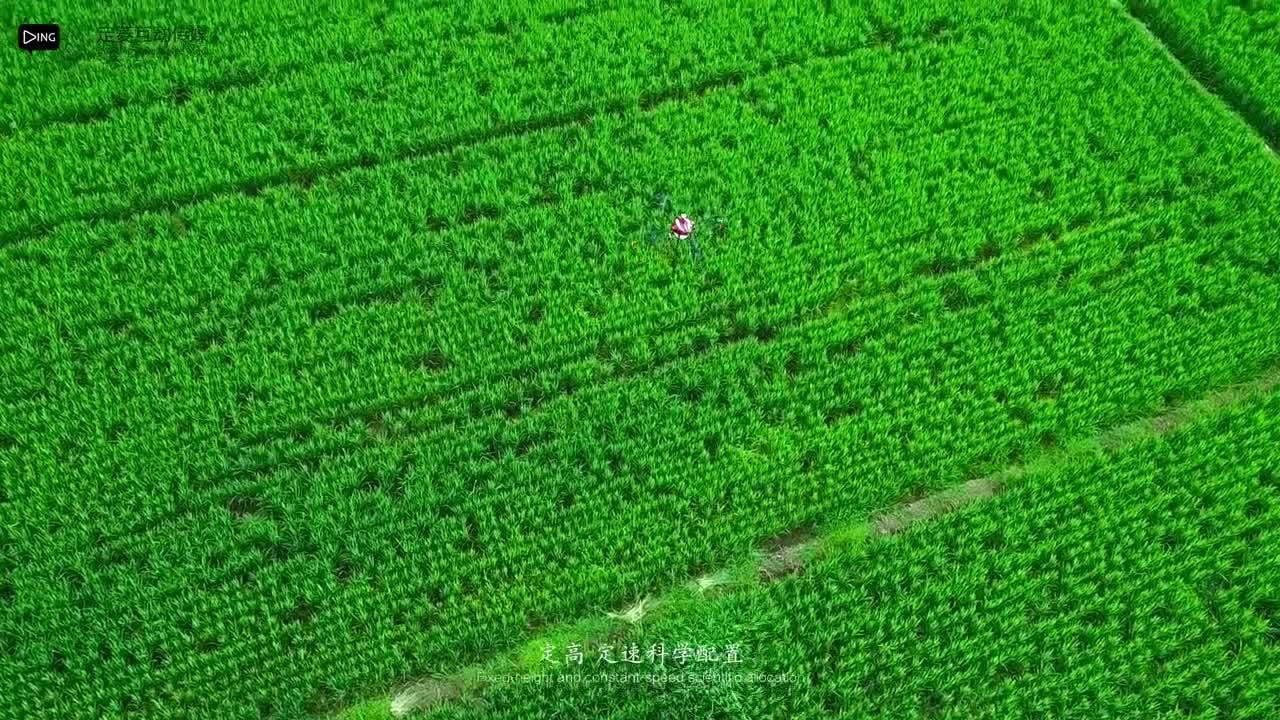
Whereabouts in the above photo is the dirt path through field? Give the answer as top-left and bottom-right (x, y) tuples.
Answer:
(362, 362), (1280, 719)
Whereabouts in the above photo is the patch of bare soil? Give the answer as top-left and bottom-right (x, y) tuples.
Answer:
(873, 477), (1002, 536)
(390, 676), (469, 717)
(757, 522), (818, 582)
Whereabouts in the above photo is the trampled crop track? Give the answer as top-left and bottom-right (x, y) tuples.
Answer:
(0, 25), (958, 250)
(0, 1), (604, 138)
(85, 192), (1179, 592)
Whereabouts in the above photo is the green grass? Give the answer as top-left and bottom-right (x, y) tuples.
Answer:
(2, 0), (1280, 718)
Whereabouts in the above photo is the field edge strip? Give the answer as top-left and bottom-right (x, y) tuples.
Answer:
(1116, 0), (1280, 162)
(324, 361), (1280, 719)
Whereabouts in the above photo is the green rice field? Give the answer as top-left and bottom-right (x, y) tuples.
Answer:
(423, 367), (1280, 720)
(2, 0), (1278, 718)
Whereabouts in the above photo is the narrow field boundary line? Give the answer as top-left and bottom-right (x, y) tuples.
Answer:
(329, 361), (1280, 720)
(1114, 0), (1280, 164)
(0, 33), (951, 250)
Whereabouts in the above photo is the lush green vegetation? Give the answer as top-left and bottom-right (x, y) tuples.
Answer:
(428, 377), (1280, 719)
(2, 1), (1279, 718)
(1125, 0), (1280, 151)
(0, 0), (991, 242)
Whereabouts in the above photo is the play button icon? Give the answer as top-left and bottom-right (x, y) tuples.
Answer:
(18, 24), (59, 51)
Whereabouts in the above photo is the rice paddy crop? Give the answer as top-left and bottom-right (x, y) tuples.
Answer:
(1124, 0), (1280, 152)
(2, 1), (1279, 718)
(427, 375), (1280, 720)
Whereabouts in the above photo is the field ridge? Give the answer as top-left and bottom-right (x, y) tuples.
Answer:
(1118, 0), (1280, 162)
(332, 360), (1280, 719)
